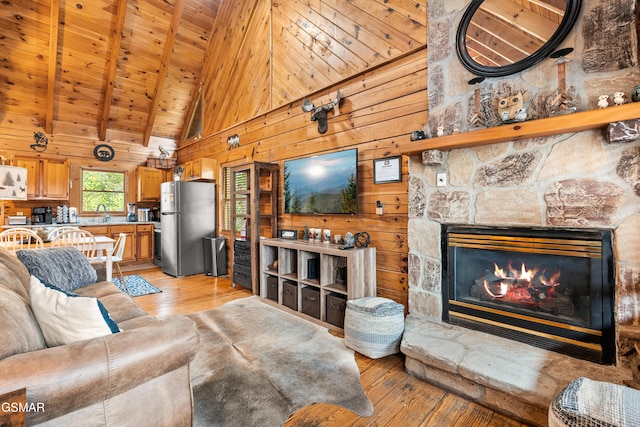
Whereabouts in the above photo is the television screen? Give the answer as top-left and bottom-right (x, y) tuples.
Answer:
(284, 148), (357, 214)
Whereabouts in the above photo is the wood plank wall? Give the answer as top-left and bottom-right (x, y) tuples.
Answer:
(180, 47), (428, 308)
(200, 0), (427, 133)
(184, 0), (428, 306)
(0, 113), (164, 217)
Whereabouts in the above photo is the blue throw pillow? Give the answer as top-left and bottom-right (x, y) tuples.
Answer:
(17, 247), (97, 291)
(29, 275), (120, 347)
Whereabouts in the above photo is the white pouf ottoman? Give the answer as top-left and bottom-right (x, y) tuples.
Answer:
(549, 377), (640, 426)
(344, 297), (405, 359)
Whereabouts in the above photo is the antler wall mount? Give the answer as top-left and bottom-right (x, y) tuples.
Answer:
(301, 90), (343, 134)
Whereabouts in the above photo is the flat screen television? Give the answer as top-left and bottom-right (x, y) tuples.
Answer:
(284, 148), (357, 214)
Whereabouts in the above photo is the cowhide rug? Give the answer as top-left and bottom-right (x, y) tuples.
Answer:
(187, 296), (374, 426)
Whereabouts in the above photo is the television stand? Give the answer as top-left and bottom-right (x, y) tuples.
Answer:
(259, 238), (376, 330)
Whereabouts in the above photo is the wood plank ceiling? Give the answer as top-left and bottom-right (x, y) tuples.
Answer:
(0, 0), (219, 146)
(1, 0), (428, 148)
(200, 0), (428, 135)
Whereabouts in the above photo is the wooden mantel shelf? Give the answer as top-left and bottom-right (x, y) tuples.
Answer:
(399, 102), (640, 156)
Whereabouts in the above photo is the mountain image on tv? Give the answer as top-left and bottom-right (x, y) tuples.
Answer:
(284, 149), (357, 214)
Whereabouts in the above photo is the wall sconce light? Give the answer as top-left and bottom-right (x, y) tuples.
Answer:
(0, 165), (28, 200)
(31, 131), (48, 152)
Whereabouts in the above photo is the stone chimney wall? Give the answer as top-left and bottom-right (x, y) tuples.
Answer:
(409, 0), (640, 366)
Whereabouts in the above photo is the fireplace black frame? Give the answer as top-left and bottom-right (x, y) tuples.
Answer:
(442, 225), (615, 365)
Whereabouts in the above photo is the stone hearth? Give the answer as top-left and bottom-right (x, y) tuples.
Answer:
(401, 317), (629, 426)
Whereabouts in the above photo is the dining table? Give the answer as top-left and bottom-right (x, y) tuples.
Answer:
(90, 235), (116, 281)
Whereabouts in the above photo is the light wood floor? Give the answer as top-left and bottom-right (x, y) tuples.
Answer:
(130, 267), (528, 427)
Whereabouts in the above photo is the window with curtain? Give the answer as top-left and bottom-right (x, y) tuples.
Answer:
(221, 166), (231, 231)
(221, 166), (249, 233)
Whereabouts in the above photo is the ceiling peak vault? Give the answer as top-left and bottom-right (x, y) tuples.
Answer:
(0, 0), (220, 146)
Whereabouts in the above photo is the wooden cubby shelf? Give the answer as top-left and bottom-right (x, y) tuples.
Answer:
(260, 238), (376, 330)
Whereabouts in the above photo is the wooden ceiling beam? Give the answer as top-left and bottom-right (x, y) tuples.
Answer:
(99, 0), (129, 142)
(45, 0), (60, 134)
(142, 0), (186, 147)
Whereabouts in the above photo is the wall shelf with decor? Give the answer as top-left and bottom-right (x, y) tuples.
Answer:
(259, 238), (376, 330)
(398, 103), (640, 155)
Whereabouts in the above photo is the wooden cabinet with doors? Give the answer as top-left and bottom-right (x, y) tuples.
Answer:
(15, 157), (69, 200)
(81, 224), (152, 262)
(136, 166), (163, 202)
(136, 224), (154, 261)
(81, 224), (133, 261)
(230, 162), (279, 294)
(180, 158), (217, 181)
(108, 224), (136, 262)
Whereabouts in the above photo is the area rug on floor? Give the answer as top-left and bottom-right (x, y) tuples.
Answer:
(111, 274), (162, 297)
(187, 296), (374, 426)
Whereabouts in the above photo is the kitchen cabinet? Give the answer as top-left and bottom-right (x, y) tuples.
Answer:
(81, 224), (134, 261)
(136, 166), (162, 202)
(180, 157), (217, 182)
(81, 223), (155, 262)
(136, 224), (154, 261)
(15, 157), (69, 200)
(109, 225), (136, 262)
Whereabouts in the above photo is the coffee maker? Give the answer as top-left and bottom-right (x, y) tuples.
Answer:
(31, 207), (53, 224)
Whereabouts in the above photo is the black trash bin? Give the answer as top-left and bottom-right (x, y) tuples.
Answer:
(203, 236), (227, 276)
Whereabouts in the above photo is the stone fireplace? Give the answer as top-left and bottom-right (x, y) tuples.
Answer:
(400, 0), (640, 425)
(443, 225), (615, 365)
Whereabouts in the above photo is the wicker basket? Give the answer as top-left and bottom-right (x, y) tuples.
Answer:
(344, 297), (405, 359)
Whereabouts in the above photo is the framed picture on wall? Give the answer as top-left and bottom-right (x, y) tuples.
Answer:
(373, 156), (401, 184)
(279, 229), (298, 240)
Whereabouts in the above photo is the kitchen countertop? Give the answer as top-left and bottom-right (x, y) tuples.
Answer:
(2, 220), (161, 229)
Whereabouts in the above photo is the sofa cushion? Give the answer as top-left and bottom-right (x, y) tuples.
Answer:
(74, 281), (149, 323)
(0, 247), (32, 301)
(29, 275), (120, 347)
(0, 285), (46, 359)
(17, 247), (97, 291)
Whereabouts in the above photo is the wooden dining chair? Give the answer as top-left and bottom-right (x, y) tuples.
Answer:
(50, 228), (97, 259)
(90, 233), (128, 293)
(46, 226), (81, 242)
(0, 228), (45, 253)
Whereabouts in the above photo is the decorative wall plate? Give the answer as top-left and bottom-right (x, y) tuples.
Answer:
(94, 144), (115, 161)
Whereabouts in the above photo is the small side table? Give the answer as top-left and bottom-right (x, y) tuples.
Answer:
(0, 388), (26, 427)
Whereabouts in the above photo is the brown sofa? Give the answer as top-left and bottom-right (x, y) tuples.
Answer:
(0, 247), (200, 426)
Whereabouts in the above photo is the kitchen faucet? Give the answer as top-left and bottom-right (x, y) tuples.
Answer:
(95, 204), (110, 222)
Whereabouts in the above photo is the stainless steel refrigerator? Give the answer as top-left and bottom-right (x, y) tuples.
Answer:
(161, 181), (216, 277)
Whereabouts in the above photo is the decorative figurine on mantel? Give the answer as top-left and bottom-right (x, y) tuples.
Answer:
(303, 225), (309, 241)
(597, 95), (610, 109)
(493, 90), (531, 123)
(549, 47), (577, 116)
(613, 91), (627, 106)
(468, 76), (486, 128)
(632, 85), (640, 102)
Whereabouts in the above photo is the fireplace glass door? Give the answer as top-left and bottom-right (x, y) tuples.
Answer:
(443, 226), (614, 364)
